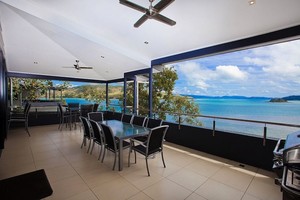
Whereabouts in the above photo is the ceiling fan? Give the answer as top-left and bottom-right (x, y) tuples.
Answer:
(119, 0), (176, 28)
(62, 60), (93, 71)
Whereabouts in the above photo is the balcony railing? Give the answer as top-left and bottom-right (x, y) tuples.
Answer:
(106, 105), (300, 146)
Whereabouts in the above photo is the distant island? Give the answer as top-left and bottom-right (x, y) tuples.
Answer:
(282, 95), (300, 101)
(269, 98), (287, 103)
(182, 94), (300, 102)
(269, 95), (300, 102)
(182, 95), (270, 100)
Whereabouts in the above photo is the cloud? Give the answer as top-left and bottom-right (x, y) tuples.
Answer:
(244, 40), (300, 82)
(176, 62), (247, 91)
(215, 65), (247, 81)
(173, 39), (300, 97)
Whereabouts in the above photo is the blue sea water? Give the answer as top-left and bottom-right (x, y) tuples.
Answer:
(64, 98), (120, 111)
(64, 97), (300, 139)
(65, 98), (95, 105)
(191, 97), (300, 139)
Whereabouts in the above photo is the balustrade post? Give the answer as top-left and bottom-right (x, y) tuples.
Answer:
(213, 119), (216, 136)
(263, 124), (267, 146)
(178, 115), (181, 130)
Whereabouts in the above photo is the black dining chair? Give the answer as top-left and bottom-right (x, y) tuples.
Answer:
(8, 103), (32, 136)
(132, 115), (147, 127)
(88, 119), (104, 160)
(147, 118), (163, 128)
(80, 104), (94, 118)
(57, 103), (72, 130)
(78, 104), (93, 131)
(100, 123), (131, 170)
(79, 116), (93, 153)
(67, 103), (80, 128)
(128, 125), (169, 176)
(121, 114), (133, 124)
(112, 112), (123, 121)
(132, 118), (163, 144)
(88, 112), (104, 122)
(93, 103), (99, 112)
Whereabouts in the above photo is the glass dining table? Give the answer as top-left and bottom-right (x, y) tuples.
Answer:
(100, 120), (151, 171)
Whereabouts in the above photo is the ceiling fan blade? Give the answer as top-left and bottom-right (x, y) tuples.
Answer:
(79, 66), (93, 69)
(152, 14), (176, 26)
(134, 14), (149, 28)
(119, 0), (148, 13)
(154, 0), (175, 12)
(62, 66), (74, 68)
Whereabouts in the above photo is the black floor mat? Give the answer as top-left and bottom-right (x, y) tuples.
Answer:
(0, 169), (53, 200)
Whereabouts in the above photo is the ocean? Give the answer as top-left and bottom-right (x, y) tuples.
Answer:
(191, 97), (300, 139)
(64, 97), (300, 139)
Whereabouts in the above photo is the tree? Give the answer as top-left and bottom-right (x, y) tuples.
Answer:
(10, 78), (71, 103)
(125, 67), (202, 126)
(11, 78), (48, 101)
(170, 95), (202, 126)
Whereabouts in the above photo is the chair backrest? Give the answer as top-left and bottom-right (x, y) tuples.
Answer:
(122, 114), (133, 123)
(113, 112), (123, 121)
(132, 116), (147, 126)
(93, 103), (99, 112)
(57, 103), (64, 116)
(147, 118), (163, 128)
(88, 112), (104, 122)
(100, 123), (117, 151)
(68, 103), (80, 109)
(89, 119), (102, 143)
(80, 104), (94, 117)
(79, 116), (92, 138)
(146, 125), (169, 155)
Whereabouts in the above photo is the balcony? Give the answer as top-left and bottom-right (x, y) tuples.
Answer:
(0, 124), (281, 200)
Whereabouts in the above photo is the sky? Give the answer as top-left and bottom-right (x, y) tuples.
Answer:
(172, 39), (300, 98)
(53, 39), (300, 98)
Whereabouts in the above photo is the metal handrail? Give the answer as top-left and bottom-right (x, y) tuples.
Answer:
(155, 111), (300, 128)
(106, 106), (300, 146)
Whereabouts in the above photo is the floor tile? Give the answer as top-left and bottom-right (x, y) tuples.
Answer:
(195, 179), (244, 200)
(0, 124), (282, 200)
(211, 165), (254, 191)
(167, 168), (207, 191)
(143, 178), (192, 200)
(64, 190), (99, 200)
(48, 175), (90, 199)
(122, 168), (163, 190)
(185, 192), (208, 200)
(127, 192), (153, 200)
(92, 177), (139, 200)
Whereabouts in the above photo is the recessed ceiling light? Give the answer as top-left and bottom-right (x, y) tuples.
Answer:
(144, 41), (149, 44)
(249, 0), (255, 5)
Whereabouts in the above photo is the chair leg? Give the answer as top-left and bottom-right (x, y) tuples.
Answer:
(145, 157), (150, 176)
(161, 151), (166, 168)
(101, 148), (106, 163)
(112, 153), (117, 170)
(58, 117), (61, 129)
(98, 145), (103, 160)
(134, 151), (137, 164)
(87, 139), (91, 153)
(90, 141), (95, 155)
(81, 137), (86, 148)
(25, 121), (30, 136)
(128, 148), (131, 167)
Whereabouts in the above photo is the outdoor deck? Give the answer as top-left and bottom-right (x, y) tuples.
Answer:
(0, 125), (282, 200)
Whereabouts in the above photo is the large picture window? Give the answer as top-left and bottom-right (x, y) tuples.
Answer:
(167, 39), (300, 139)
